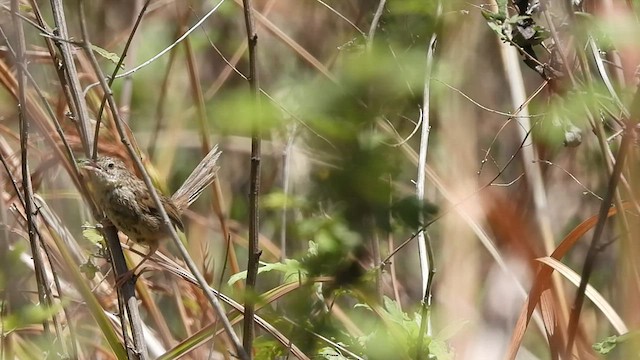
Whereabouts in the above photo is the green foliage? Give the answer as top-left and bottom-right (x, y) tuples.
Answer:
(254, 336), (287, 359)
(578, 12), (640, 49)
(354, 297), (458, 359)
(209, 89), (283, 136)
(297, 49), (426, 233)
(481, 7), (549, 47)
(228, 259), (303, 286)
(261, 192), (308, 211)
(593, 331), (640, 356)
(82, 222), (104, 244)
(0, 242), (29, 289)
(318, 347), (351, 359)
(536, 83), (618, 147)
(594, 335), (619, 355)
(79, 258), (99, 280)
(1, 302), (63, 332)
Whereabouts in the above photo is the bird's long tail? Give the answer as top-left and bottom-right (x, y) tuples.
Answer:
(171, 145), (221, 210)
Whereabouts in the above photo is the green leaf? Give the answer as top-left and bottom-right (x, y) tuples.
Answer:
(593, 335), (618, 355)
(82, 223), (104, 244)
(227, 260), (302, 285)
(91, 45), (123, 68)
(318, 347), (350, 360)
(485, 19), (508, 42)
(481, 8), (505, 23)
(227, 270), (248, 286)
(19, 4), (33, 13)
(435, 320), (469, 342)
(506, 15), (531, 25)
(2, 303), (64, 330)
(80, 258), (99, 280)
(496, 0), (507, 18)
(429, 338), (454, 360)
(383, 296), (410, 325)
(261, 192), (307, 210)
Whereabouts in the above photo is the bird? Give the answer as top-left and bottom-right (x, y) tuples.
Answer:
(80, 146), (221, 284)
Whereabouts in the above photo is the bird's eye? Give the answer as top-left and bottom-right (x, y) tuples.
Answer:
(107, 162), (115, 169)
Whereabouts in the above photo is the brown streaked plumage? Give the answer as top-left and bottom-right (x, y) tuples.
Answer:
(80, 146), (221, 283)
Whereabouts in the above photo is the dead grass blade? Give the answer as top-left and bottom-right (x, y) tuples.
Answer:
(504, 203), (631, 359)
(536, 256), (627, 334)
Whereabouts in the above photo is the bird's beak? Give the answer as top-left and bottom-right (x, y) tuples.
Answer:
(78, 159), (99, 172)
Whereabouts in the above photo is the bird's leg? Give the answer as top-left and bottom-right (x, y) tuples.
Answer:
(115, 242), (159, 287)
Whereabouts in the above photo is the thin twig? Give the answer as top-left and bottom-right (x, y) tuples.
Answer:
(0, 26), (76, 170)
(92, 0), (151, 159)
(76, 2), (148, 358)
(381, 121), (538, 266)
(240, 0), (262, 355)
(11, 0), (54, 343)
(565, 89), (640, 356)
(314, 0), (365, 36)
(534, 160), (603, 200)
(367, 0), (387, 45)
(148, 22), (182, 159)
(432, 78), (544, 118)
(415, 3), (440, 356)
(280, 124), (297, 261)
(49, 0), (93, 156)
(116, 0), (145, 124)
(77, 1), (248, 358)
(83, 0), (226, 94)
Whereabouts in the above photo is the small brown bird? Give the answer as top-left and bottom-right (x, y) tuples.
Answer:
(80, 146), (221, 282)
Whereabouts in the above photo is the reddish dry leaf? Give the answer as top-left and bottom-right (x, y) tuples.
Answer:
(504, 204), (630, 360)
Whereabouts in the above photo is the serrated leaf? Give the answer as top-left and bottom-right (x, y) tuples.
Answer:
(91, 45), (123, 68)
(383, 296), (410, 324)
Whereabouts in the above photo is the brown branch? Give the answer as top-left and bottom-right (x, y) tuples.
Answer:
(48, 0), (93, 156)
(76, 2), (148, 358)
(240, 0), (262, 356)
